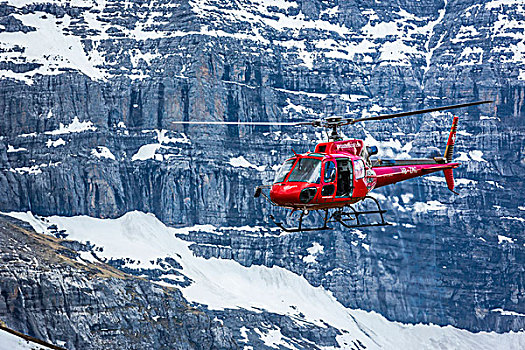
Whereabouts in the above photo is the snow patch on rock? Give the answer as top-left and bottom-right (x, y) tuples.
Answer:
(228, 156), (266, 171)
(91, 146), (116, 160)
(45, 117), (96, 135)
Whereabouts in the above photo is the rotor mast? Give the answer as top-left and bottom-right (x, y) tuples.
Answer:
(329, 126), (341, 141)
(325, 118), (343, 141)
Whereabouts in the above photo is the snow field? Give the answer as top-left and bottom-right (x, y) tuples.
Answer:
(4, 211), (524, 349)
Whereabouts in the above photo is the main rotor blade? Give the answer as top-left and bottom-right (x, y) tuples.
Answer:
(171, 121), (303, 126)
(348, 100), (493, 124)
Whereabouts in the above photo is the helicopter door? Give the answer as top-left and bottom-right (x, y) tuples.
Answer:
(353, 158), (367, 192)
(335, 158), (353, 197)
(321, 160), (336, 198)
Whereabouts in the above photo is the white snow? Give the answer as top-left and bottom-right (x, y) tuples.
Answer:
(519, 69), (525, 81)
(302, 242), (324, 263)
(8, 162), (61, 176)
(18, 132), (37, 138)
(6, 145), (27, 153)
(78, 250), (98, 264)
(254, 327), (293, 348)
(401, 193), (414, 204)
(0, 328), (55, 350)
(282, 98), (311, 115)
(469, 150), (487, 162)
(45, 138), (66, 148)
(353, 229), (367, 240)
(423, 176), (446, 183)
(413, 201), (447, 213)
(9, 165), (42, 175)
(156, 130), (190, 145)
(0, 11), (107, 84)
(4, 210), (525, 350)
(457, 130), (473, 137)
(132, 144), (163, 161)
(459, 46), (483, 66)
(239, 326), (250, 343)
(91, 146), (116, 160)
(485, 0), (518, 9)
(45, 117), (96, 135)
(129, 48), (160, 68)
(502, 216), (525, 223)
(369, 138), (413, 159)
(131, 130), (190, 161)
(171, 224), (219, 235)
(228, 156), (266, 171)
(498, 235), (514, 244)
(491, 308), (525, 317)
(480, 116), (500, 121)
(424, 176), (477, 186)
(455, 178), (478, 186)
(455, 152), (470, 162)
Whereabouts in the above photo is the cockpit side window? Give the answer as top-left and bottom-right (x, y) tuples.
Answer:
(273, 159), (295, 183)
(354, 159), (366, 179)
(323, 161), (336, 183)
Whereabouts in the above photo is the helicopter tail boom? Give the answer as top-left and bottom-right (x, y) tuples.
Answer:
(373, 116), (462, 191)
(373, 162), (459, 188)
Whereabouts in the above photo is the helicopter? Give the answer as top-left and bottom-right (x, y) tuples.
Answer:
(173, 100), (492, 232)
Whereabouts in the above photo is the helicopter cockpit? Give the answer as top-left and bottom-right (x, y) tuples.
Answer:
(273, 157), (322, 184)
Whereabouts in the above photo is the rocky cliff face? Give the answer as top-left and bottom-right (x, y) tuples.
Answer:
(0, 213), (350, 349)
(0, 0), (524, 340)
(0, 215), (238, 349)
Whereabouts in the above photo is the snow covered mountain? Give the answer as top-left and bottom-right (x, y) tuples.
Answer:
(0, 0), (524, 348)
(3, 210), (524, 349)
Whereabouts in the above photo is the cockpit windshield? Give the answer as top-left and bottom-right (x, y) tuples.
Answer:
(287, 158), (322, 183)
(274, 159), (295, 183)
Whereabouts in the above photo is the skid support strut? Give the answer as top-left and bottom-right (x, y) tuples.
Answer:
(270, 209), (332, 233)
(269, 196), (390, 232)
(332, 196), (390, 229)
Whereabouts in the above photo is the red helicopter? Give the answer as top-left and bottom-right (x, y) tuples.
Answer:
(174, 100), (491, 232)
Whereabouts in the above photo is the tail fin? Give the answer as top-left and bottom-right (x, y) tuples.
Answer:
(444, 116), (459, 194)
(444, 168), (458, 194)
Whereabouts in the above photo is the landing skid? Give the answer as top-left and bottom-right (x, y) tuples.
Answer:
(269, 196), (391, 233)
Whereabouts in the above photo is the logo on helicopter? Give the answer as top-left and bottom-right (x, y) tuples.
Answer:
(401, 166), (418, 174)
(335, 142), (360, 151)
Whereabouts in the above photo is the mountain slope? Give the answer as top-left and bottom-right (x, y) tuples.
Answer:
(4, 210), (525, 349)
(0, 214), (235, 349)
(0, 0), (523, 339)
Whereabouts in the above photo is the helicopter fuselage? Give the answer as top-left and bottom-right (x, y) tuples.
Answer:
(174, 100), (489, 231)
(269, 139), (459, 211)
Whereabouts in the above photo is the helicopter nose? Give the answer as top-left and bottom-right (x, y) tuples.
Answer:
(270, 183), (318, 206)
(270, 183), (298, 205)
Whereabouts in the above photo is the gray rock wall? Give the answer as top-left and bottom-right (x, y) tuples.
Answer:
(0, 0), (523, 335)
